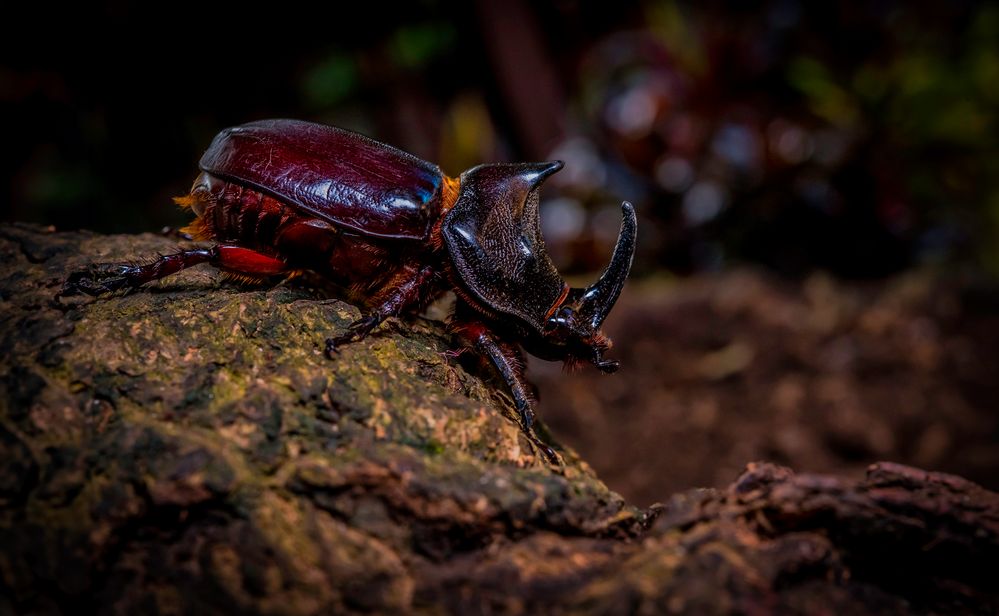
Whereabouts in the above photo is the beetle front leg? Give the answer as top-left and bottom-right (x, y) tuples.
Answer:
(325, 264), (438, 356)
(455, 320), (560, 464)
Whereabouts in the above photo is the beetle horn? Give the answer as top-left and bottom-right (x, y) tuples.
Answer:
(576, 202), (637, 329)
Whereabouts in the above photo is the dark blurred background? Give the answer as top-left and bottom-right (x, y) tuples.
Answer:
(3, 0), (997, 502)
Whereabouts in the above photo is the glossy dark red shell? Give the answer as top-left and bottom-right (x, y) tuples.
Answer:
(199, 119), (445, 240)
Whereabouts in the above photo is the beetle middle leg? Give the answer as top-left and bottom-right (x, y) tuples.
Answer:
(325, 264), (438, 356)
(61, 245), (289, 297)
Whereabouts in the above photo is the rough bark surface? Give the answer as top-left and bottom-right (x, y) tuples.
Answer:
(1, 223), (997, 615)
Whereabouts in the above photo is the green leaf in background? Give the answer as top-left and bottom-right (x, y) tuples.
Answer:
(302, 53), (358, 108)
(389, 22), (455, 69)
(788, 57), (860, 128)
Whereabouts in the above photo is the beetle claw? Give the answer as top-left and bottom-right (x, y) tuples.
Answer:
(323, 326), (368, 356)
(325, 314), (384, 358)
(528, 433), (561, 465)
(60, 265), (132, 297)
(513, 400), (561, 465)
(596, 359), (620, 374)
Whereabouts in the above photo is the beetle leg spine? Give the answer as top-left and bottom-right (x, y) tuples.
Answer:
(220, 271), (270, 286)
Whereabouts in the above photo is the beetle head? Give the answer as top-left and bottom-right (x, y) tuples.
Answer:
(442, 162), (636, 371)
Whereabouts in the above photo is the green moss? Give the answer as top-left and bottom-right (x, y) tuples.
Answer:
(0, 225), (642, 613)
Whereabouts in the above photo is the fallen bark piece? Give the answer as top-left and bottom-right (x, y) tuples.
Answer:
(0, 223), (996, 615)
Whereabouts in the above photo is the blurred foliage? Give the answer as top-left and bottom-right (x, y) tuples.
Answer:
(389, 22), (457, 69)
(302, 54), (358, 108)
(3, 0), (998, 279)
(780, 5), (999, 272)
(547, 1), (999, 279)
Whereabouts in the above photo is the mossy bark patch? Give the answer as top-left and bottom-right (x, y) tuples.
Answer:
(1, 224), (997, 615)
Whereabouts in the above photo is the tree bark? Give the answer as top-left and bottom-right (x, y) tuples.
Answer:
(1, 223), (996, 615)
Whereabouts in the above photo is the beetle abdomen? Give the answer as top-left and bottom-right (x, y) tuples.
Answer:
(183, 172), (401, 290)
(199, 119), (446, 241)
(186, 172), (297, 253)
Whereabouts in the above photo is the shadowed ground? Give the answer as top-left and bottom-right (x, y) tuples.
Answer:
(1, 223), (996, 614)
(535, 269), (999, 505)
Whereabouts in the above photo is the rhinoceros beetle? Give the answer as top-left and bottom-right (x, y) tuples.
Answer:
(63, 119), (637, 462)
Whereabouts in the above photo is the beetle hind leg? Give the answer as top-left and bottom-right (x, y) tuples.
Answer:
(63, 262), (133, 296)
(61, 248), (217, 297)
(61, 245), (289, 297)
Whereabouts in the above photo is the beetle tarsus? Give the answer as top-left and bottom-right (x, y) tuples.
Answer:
(531, 437), (561, 465)
(325, 313), (384, 357)
(515, 399), (561, 464)
(60, 248), (221, 299)
(61, 264), (135, 297)
(515, 399), (536, 431)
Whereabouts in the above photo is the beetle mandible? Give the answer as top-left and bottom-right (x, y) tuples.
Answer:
(62, 119), (637, 462)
